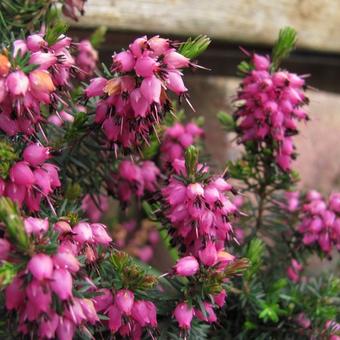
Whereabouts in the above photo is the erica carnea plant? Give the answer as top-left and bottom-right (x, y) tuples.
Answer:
(0, 2), (338, 340)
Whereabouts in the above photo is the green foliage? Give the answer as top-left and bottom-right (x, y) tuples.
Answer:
(0, 198), (29, 252)
(271, 26), (297, 71)
(217, 111), (235, 131)
(0, 141), (17, 179)
(179, 35), (211, 59)
(45, 19), (69, 45)
(244, 239), (265, 281)
(90, 26), (107, 49)
(0, 262), (19, 287)
(185, 145), (199, 180)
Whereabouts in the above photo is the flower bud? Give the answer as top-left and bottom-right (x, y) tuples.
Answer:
(174, 256), (199, 277)
(6, 71), (29, 96)
(199, 241), (218, 266)
(28, 254), (53, 281)
(23, 144), (50, 167)
(24, 217), (49, 236)
(10, 161), (35, 186)
(114, 289), (134, 315)
(73, 222), (93, 244)
(173, 302), (194, 329)
(50, 269), (73, 300)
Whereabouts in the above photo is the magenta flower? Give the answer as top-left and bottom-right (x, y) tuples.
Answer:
(173, 302), (194, 329)
(50, 269), (73, 300)
(114, 289), (134, 315)
(174, 256), (199, 277)
(28, 254), (53, 281)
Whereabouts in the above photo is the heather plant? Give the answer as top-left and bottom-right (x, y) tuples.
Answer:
(0, 2), (338, 340)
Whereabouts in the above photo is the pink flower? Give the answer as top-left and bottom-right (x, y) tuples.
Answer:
(38, 312), (59, 339)
(108, 304), (122, 333)
(10, 161), (35, 186)
(140, 75), (162, 104)
(131, 300), (151, 327)
(28, 254), (53, 281)
(0, 239), (10, 261)
(6, 71), (29, 96)
(213, 289), (227, 307)
(23, 144), (50, 167)
(91, 223), (112, 245)
(56, 317), (75, 340)
(173, 302), (194, 329)
(27, 34), (46, 52)
(24, 217), (49, 236)
(114, 289), (134, 315)
(93, 288), (114, 312)
(5, 277), (25, 310)
(50, 269), (73, 300)
(79, 298), (99, 324)
(166, 70), (188, 95)
(174, 256), (199, 277)
(134, 55), (158, 77)
(72, 222), (93, 244)
(199, 241), (218, 266)
(53, 251), (80, 273)
(195, 302), (217, 323)
(112, 50), (135, 72)
(85, 77), (107, 97)
(26, 279), (52, 314)
(294, 312), (311, 329)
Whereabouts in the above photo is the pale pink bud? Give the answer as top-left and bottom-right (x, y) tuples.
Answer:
(73, 222), (93, 244)
(48, 114), (63, 127)
(140, 75), (161, 104)
(148, 35), (170, 55)
(91, 223), (112, 245)
(6, 71), (29, 96)
(129, 36), (147, 57)
(108, 304), (122, 333)
(173, 302), (194, 329)
(0, 238), (10, 261)
(23, 144), (50, 166)
(41, 163), (60, 188)
(27, 34), (47, 52)
(164, 51), (190, 69)
(50, 269), (73, 300)
(113, 50), (135, 72)
(199, 241), (218, 266)
(13, 39), (27, 57)
(24, 217), (49, 235)
(10, 161), (35, 186)
(53, 251), (80, 273)
(56, 317), (75, 340)
(115, 289), (134, 315)
(28, 254), (53, 281)
(253, 54), (270, 70)
(166, 70), (188, 95)
(29, 52), (57, 70)
(54, 221), (72, 233)
(174, 256), (199, 277)
(85, 77), (107, 97)
(59, 110), (74, 123)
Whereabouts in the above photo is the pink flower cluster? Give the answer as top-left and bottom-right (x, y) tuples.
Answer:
(160, 122), (204, 168)
(94, 288), (157, 338)
(173, 290), (226, 330)
(86, 35), (192, 149)
(235, 54), (308, 171)
(297, 191), (340, 254)
(162, 174), (237, 256)
(109, 160), (160, 204)
(75, 40), (98, 80)
(287, 259), (303, 283)
(81, 193), (109, 222)
(0, 144), (60, 211)
(162, 165), (237, 329)
(0, 32), (76, 136)
(3, 216), (112, 339)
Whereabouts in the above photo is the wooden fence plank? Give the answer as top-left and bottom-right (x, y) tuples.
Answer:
(74, 0), (340, 53)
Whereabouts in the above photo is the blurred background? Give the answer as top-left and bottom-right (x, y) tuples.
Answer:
(70, 0), (340, 270)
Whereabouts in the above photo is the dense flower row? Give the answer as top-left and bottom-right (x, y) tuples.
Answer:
(285, 190), (340, 254)
(234, 54), (308, 171)
(86, 35), (194, 149)
(0, 143), (60, 211)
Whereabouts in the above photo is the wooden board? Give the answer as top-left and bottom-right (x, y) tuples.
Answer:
(74, 0), (340, 53)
